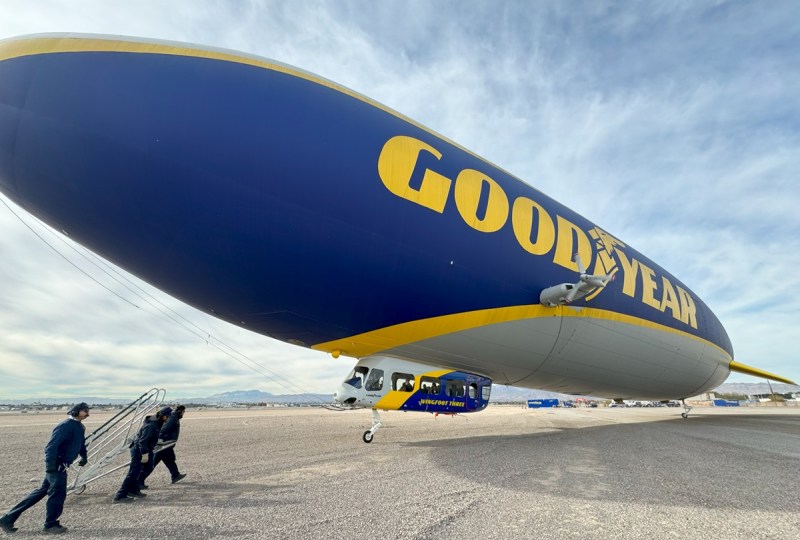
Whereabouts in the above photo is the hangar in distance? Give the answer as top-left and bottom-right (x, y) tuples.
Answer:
(0, 34), (793, 439)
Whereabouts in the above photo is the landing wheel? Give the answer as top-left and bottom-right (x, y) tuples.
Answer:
(681, 399), (692, 419)
(362, 410), (382, 443)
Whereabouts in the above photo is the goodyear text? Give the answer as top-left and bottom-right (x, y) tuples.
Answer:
(378, 135), (697, 329)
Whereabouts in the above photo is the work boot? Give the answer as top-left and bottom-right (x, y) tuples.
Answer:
(128, 491), (147, 498)
(43, 524), (68, 534)
(171, 473), (187, 484)
(112, 496), (134, 504)
(0, 516), (17, 533)
(137, 483), (149, 490)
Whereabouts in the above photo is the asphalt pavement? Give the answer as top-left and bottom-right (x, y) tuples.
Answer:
(0, 405), (797, 539)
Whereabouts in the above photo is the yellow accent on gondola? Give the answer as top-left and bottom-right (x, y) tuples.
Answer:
(374, 369), (453, 410)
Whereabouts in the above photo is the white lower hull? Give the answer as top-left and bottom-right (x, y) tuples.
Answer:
(378, 312), (730, 400)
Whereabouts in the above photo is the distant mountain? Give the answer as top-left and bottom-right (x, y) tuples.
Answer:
(186, 390), (331, 405)
(207, 389), (274, 401)
(0, 397), (133, 406)
(713, 382), (798, 395)
(0, 391), (329, 406)
(2, 381), (795, 407)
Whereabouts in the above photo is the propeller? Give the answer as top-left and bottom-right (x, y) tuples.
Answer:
(564, 253), (614, 303)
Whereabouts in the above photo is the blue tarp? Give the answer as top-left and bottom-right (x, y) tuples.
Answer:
(528, 399), (559, 408)
(713, 399), (740, 407)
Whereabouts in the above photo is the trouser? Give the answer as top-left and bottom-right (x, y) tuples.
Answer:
(138, 447), (180, 484)
(2, 470), (67, 528)
(115, 449), (146, 498)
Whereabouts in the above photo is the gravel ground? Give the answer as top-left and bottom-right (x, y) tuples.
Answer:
(0, 406), (798, 539)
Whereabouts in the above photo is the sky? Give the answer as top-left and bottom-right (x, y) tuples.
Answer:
(0, 1), (798, 399)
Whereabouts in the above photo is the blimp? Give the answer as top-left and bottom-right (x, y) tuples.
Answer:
(0, 34), (793, 441)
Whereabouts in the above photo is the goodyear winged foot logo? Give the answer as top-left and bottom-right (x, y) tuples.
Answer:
(585, 227), (696, 328)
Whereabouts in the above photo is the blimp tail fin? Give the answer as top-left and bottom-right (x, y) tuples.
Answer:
(729, 361), (796, 385)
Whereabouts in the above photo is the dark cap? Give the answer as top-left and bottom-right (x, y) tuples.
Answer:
(157, 406), (173, 418)
(68, 402), (90, 417)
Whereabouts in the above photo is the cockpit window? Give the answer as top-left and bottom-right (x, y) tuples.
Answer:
(468, 382), (478, 399)
(482, 384), (491, 400)
(392, 372), (415, 392)
(365, 369), (384, 391)
(344, 366), (369, 389)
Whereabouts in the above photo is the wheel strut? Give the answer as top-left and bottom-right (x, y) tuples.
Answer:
(362, 409), (382, 443)
(681, 399), (693, 419)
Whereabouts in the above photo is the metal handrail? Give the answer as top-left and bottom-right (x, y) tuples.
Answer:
(68, 388), (166, 494)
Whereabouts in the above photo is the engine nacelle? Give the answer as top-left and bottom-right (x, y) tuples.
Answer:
(540, 253), (614, 306)
(334, 356), (491, 414)
(540, 283), (580, 306)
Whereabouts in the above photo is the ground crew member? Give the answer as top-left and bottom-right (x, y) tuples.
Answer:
(0, 403), (90, 535)
(138, 405), (186, 488)
(113, 407), (171, 503)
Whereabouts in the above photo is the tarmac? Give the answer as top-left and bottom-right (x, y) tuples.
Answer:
(0, 405), (798, 539)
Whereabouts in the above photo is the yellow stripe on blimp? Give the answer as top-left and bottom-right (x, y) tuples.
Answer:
(319, 307), (796, 385)
(314, 304), (558, 358)
(729, 361), (796, 385)
(0, 35), (354, 96)
(313, 304), (733, 360)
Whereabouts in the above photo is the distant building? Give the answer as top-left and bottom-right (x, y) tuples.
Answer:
(687, 392), (716, 401)
(751, 393), (793, 400)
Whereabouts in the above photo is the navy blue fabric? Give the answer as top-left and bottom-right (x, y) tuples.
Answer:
(3, 470), (67, 528)
(159, 414), (181, 442)
(3, 418), (84, 527)
(156, 407), (173, 418)
(0, 52), (733, 355)
(118, 416), (165, 497)
(116, 448), (144, 498)
(44, 418), (87, 470)
(138, 447), (179, 485)
(138, 412), (182, 485)
(132, 417), (161, 454)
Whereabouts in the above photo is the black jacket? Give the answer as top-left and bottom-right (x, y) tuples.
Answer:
(159, 413), (181, 442)
(132, 416), (162, 454)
